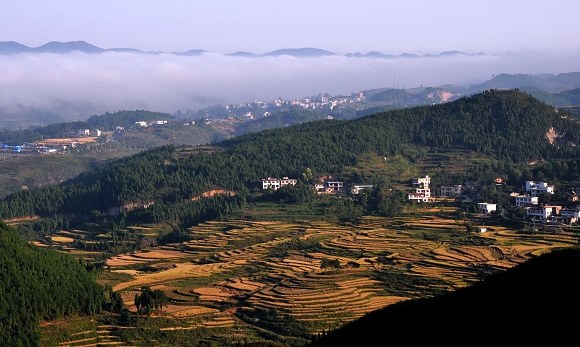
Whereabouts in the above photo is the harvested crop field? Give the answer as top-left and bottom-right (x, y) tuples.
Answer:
(100, 214), (578, 340)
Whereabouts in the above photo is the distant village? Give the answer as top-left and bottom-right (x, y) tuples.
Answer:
(1, 91), (368, 155)
(1, 120), (173, 155)
(260, 175), (580, 227)
(182, 91), (367, 124)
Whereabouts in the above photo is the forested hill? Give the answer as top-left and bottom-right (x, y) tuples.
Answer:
(0, 222), (104, 346)
(225, 89), (580, 163)
(311, 247), (580, 346)
(0, 90), (578, 227)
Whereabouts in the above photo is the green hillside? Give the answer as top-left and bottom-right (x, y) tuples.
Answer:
(0, 221), (104, 346)
(0, 90), (578, 235)
(312, 247), (580, 346)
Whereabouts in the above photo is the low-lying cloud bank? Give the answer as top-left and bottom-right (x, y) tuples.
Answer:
(1, 50), (580, 126)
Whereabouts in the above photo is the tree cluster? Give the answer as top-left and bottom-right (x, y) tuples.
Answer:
(0, 222), (104, 346)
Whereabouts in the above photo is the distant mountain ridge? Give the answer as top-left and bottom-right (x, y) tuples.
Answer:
(0, 40), (484, 58)
(469, 72), (580, 93)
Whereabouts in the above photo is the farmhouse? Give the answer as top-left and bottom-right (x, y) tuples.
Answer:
(261, 177), (298, 190)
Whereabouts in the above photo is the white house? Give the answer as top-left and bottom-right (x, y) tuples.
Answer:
(525, 205), (562, 221)
(351, 184), (373, 195)
(408, 189), (431, 202)
(77, 129), (90, 136)
(477, 203), (497, 214)
(261, 177), (297, 190)
(280, 177), (298, 187)
(525, 181), (555, 197)
(557, 209), (580, 224)
(409, 175), (431, 202)
(515, 194), (539, 207)
(324, 181), (344, 193)
(314, 183), (325, 192)
(135, 121), (148, 127)
(413, 175), (430, 187)
(440, 185), (463, 197)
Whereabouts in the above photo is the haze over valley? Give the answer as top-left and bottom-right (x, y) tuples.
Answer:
(2, 41), (580, 129)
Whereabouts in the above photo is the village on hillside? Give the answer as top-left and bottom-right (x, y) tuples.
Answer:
(260, 174), (580, 227)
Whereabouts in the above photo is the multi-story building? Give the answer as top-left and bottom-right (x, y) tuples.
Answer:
(440, 185), (463, 197)
(525, 205), (562, 221)
(559, 209), (580, 224)
(409, 175), (431, 202)
(261, 177), (298, 190)
(324, 181), (344, 193)
(515, 194), (539, 207)
(412, 175), (431, 187)
(351, 184), (373, 195)
(525, 181), (555, 197)
(477, 203), (497, 214)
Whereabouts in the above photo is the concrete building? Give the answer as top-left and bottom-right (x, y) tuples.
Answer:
(525, 181), (555, 197)
(477, 203), (497, 214)
(440, 185), (463, 197)
(324, 181), (344, 193)
(351, 184), (374, 195)
(515, 194), (539, 207)
(409, 175), (431, 202)
(261, 177), (298, 190)
(525, 205), (562, 221)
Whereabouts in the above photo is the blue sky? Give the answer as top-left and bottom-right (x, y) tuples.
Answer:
(2, 0), (580, 53)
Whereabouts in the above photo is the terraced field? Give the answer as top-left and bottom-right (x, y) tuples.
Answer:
(47, 214), (573, 345)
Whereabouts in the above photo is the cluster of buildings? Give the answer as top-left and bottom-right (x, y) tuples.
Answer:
(260, 176), (373, 195)
(260, 173), (578, 226)
(511, 182), (578, 224)
(191, 92), (367, 122)
(406, 175), (579, 226)
(134, 120), (168, 127)
(2, 128), (105, 155)
(72, 128), (102, 137)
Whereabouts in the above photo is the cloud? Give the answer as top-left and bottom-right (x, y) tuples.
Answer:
(1, 50), (580, 127)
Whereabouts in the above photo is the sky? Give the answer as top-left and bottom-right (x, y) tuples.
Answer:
(2, 0), (580, 54)
(2, 0), (580, 124)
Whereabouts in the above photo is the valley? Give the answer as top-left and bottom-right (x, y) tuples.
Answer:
(36, 207), (578, 346)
